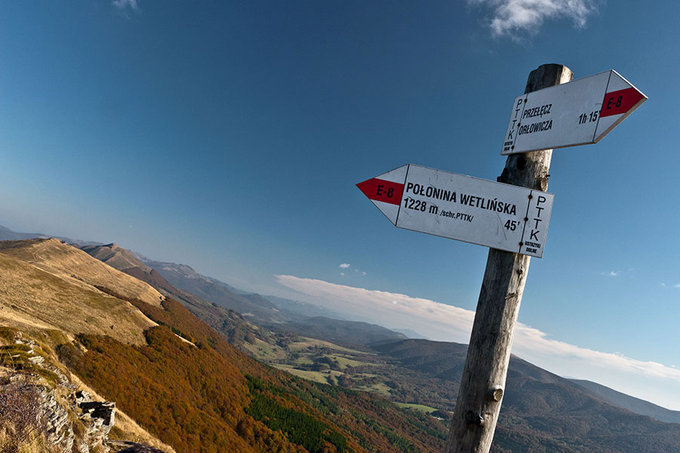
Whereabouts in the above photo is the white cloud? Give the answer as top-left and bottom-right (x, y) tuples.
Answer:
(276, 275), (680, 410)
(113, 0), (138, 10)
(339, 263), (351, 269)
(602, 270), (619, 277)
(277, 274), (475, 342)
(468, 0), (599, 37)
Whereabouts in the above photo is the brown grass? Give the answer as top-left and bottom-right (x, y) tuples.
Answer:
(0, 252), (154, 345)
(0, 239), (163, 308)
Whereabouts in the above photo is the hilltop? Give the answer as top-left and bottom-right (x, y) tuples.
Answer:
(81, 243), (153, 274)
(0, 239), (157, 345)
(0, 224), (100, 246)
(0, 239), (163, 308)
(81, 242), (276, 350)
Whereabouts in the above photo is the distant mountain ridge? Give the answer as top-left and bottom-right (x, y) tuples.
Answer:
(262, 294), (347, 320)
(372, 338), (680, 452)
(83, 244), (413, 355)
(141, 258), (289, 324)
(571, 378), (680, 424)
(0, 224), (101, 246)
(275, 316), (408, 348)
(81, 243), (153, 273)
(0, 224), (41, 241)
(80, 243), (272, 348)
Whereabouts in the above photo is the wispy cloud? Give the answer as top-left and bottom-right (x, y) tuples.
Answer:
(602, 270), (619, 277)
(113, 0), (138, 11)
(468, 0), (599, 38)
(338, 263), (367, 277)
(659, 282), (680, 289)
(276, 275), (680, 410)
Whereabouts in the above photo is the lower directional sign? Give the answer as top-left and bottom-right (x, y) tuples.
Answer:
(357, 164), (554, 257)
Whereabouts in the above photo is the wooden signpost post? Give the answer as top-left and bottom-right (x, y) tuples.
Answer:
(444, 63), (573, 453)
(357, 63), (646, 453)
(444, 65), (645, 452)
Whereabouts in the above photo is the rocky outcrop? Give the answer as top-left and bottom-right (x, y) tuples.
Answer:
(43, 384), (76, 452)
(109, 440), (166, 452)
(75, 390), (116, 451)
(1, 331), (131, 453)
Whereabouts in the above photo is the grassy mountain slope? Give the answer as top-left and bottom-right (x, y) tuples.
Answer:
(0, 239), (163, 308)
(0, 240), (180, 451)
(2, 239), (448, 452)
(82, 243), (276, 349)
(0, 243), (155, 345)
(60, 294), (448, 452)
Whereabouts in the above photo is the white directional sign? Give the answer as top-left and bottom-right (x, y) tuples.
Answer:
(357, 164), (554, 257)
(502, 70), (646, 155)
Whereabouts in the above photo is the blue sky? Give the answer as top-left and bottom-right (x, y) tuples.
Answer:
(2, 1), (680, 408)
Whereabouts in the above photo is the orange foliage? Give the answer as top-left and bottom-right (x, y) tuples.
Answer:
(60, 326), (307, 453)
(59, 289), (446, 452)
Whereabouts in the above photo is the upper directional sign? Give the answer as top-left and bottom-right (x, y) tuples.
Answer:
(501, 70), (646, 155)
(357, 164), (554, 257)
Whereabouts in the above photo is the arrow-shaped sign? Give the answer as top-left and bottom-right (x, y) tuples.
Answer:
(357, 164), (554, 257)
(502, 70), (646, 155)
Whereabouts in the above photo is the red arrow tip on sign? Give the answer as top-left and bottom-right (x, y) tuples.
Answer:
(356, 178), (404, 206)
(600, 87), (646, 118)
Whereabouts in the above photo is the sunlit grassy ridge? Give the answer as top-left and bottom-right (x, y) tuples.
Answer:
(0, 247), (155, 345)
(0, 239), (163, 307)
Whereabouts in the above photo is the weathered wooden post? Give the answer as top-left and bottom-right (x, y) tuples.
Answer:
(445, 64), (573, 453)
